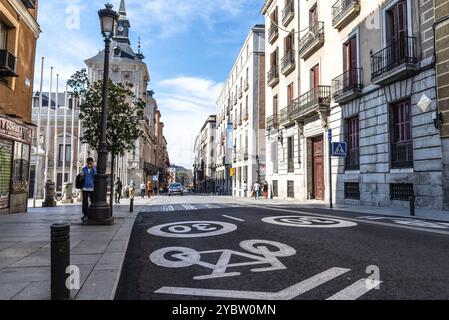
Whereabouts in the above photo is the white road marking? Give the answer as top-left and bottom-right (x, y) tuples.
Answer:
(357, 216), (387, 220)
(147, 221), (238, 238)
(222, 215), (245, 222)
(262, 216), (357, 228)
(250, 205), (449, 236)
(326, 279), (382, 300)
(155, 267), (351, 300)
(182, 204), (197, 211)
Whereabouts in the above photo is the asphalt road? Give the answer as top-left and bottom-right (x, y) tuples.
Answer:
(115, 201), (449, 300)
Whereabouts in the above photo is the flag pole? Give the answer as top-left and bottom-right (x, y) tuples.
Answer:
(62, 83), (68, 186)
(33, 57), (44, 208)
(44, 67), (53, 184)
(53, 74), (59, 185)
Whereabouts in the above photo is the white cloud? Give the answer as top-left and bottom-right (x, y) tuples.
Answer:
(154, 77), (222, 169)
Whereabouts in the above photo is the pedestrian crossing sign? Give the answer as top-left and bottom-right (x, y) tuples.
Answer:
(332, 142), (347, 157)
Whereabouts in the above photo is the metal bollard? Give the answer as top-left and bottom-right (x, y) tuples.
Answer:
(51, 223), (70, 300)
(410, 195), (416, 217)
(130, 198), (134, 212)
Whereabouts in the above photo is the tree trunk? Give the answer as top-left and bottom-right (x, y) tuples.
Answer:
(110, 153), (115, 214)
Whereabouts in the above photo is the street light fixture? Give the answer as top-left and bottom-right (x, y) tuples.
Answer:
(85, 3), (118, 225)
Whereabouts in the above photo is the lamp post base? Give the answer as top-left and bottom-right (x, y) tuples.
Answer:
(85, 202), (114, 225)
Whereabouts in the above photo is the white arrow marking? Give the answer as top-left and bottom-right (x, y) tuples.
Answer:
(154, 267), (350, 300)
(326, 279), (382, 300)
(222, 215), (245, 222)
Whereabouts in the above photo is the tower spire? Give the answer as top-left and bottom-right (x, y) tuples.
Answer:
(114, 0), (131, 44)
(119, 0), (126, 15)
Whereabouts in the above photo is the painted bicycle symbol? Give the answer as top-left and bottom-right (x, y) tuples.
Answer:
(147, 221), (237, 238)
(262, 216), (358, 228)
(149, 240), (296, 280)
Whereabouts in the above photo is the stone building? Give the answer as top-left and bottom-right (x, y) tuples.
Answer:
(434, 0), (449, 209)
(263, 0), (446, 210)
(193, 115), (216, 193)
(85, 0), (152, 185)
(215, 25), (266, 197)
(0, 0), (40, 214)
(30, 91), (83, 198)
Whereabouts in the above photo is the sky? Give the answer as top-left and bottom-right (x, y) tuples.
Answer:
(34, 0), (265, 169)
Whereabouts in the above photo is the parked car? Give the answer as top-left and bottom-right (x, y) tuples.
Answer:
(168, 183), (183, 196)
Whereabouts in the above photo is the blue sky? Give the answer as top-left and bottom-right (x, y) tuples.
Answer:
(35, 0), (265, 169)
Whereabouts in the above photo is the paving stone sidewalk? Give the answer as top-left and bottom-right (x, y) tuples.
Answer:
(0, 197), (153, 300)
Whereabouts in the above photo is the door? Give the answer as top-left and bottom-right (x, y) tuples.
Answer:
(311, 64), (320, 88)
(312, 136), (324, 200)
(387, 0), (408, 64)
(343, 37), (358, 88)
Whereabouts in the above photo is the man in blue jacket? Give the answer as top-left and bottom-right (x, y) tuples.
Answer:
(80, 157), (97, 219)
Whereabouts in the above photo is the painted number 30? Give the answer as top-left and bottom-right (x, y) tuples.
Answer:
(168, 224), (218, 234)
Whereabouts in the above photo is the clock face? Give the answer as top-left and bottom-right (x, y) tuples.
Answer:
(118, 25), (124, 32)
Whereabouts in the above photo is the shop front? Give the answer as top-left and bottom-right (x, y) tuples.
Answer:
(0, 116), (33, 214)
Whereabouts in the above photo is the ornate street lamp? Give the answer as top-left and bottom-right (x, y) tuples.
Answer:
(85, 3), (118, 225)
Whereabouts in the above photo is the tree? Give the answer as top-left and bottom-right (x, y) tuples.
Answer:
(68, 69), (146, 210)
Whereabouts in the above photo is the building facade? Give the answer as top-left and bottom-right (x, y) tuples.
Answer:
(30, 91), (83, 198)
(434, 0), (449, 209)
(263, 0), (446, 210)
(193, 115), (216, 193)
(0, 0), (40, 214)
(215, 25), (266, 197)
(85, 0), (168, 188)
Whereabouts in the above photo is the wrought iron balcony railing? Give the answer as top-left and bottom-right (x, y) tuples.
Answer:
(371, 36), (418, 83)
(267, 114), (280, 130)
(299, 22), (325, 59)
(332, 0), (360, 30)
(268, 24), (279, 44)
(331, 68), (363, 102)
(282, 0), (295, 26)
(290, 86), (331, 120)
(281, 50), (295, 75)
(267, 65), (279, 87)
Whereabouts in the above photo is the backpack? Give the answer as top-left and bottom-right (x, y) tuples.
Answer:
(75, 174), (85, 189)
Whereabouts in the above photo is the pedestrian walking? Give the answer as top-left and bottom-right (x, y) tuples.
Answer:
(253, 181), (261, 200)
(79, 157), (96, 220)
(114, 178), (123, 204)
(128, 181), (136, 199)
(243, 181), (248, 198)
(263, 181), (269, 199)
(140, 182), (146, 198)
(147, 180), (153, 198)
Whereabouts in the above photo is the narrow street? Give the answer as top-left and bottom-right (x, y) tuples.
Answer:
(115, 194), (449, 300)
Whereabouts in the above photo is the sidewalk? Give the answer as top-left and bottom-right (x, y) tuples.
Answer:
(0, 196), (153, 300)
(237, 197), (449, 222)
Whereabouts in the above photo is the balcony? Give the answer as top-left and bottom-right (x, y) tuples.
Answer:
(332, 68), (363, 104)
(267, 115), (280, 130)
(267, 65), (279, 87)
(282, 0), (295, 27)
(371, 36), (418, 85)
(290, 86), (331, 121)
(332, 0), (360, 30)
(268, 24), (279, 44)
(244, 79), (249, 91)
(281, 50), (295, 75)
(0, 50), (17, 78)
(279, 104), (294, 127)
(299, 22), (325, 60)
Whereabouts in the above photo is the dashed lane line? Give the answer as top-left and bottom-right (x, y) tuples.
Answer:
(222, 215), (245, 222)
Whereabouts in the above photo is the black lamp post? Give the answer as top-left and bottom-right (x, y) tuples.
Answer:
(86, 3), (118, 225)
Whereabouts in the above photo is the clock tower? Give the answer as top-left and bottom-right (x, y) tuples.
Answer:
(113, 0), (131, 45)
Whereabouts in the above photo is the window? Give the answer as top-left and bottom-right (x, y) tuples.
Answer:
(273, 95), (279, 117)
(271, 141), (278, 174)
(272, 180), (279, 197)
(287, 181), (294, 198)
(287, 83), (294, 106)
(57, 173), (69, 192)
(311, 64), (320, 88)
(345, 183), (360, 200)
(12, 142), (30, 183)
(386, 0), (408, 45)
(0, 139), (12, 209)
(390, 99), (413, 168)
(58, 144), (71, 163)
(345, 117), (360, 170)
(0, 22), (7, 50)
(287, 137), (294, 173)
(270, 49), (278, 69)
(284, 32), (294, 55)
(310, 5), (318, 27)
(390, 183), (414, 201)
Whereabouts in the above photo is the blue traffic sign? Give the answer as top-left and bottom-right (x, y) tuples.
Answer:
(332, 142), (347, 157)
(328, 129), (333, 142)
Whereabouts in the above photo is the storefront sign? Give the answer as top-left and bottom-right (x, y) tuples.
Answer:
(0, 118), (32, 144)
